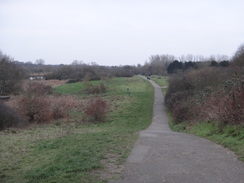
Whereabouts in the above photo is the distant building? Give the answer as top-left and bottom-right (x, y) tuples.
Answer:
(29, 76), (45, 80)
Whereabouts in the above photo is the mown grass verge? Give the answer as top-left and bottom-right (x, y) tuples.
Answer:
(150, 75), (168, 87)
(168, 114), (244, 161)
(149, 75), (168, 95)
(0, 76), (154, 183)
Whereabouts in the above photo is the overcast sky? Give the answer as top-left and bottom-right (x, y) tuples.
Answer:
(1, 0), (244, 66)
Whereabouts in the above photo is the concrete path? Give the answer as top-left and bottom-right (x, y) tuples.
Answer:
(110, 78), (244, 183)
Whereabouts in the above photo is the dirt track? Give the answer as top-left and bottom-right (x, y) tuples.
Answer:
(110, 77), (244, 183)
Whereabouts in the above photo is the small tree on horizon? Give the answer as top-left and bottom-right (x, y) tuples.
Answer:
(232, 43), (244, 67)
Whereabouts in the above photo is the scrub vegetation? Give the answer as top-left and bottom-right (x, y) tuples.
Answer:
(150, 69), (244, 161)
(0, 76), (154, 183)
(1, 43), (244, 182)
(166, 43), (244, 161)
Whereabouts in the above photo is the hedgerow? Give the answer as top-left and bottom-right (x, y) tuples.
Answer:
(165, 67), (244, 126)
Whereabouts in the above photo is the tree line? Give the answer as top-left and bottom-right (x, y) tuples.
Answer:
(1, 43), (243, 95)
(165, 43), (244, 127)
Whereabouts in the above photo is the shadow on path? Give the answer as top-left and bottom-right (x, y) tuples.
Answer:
(110, 77), (244, 183)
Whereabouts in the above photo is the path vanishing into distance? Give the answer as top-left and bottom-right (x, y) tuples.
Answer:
(110, 77), (244, 183)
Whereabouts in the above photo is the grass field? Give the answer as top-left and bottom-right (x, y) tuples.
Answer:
(0, 76), (154, 183)
(149, 75), (168, 95)
(149, 75), (168, 87)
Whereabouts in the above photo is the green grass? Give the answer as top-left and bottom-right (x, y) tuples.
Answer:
(150, 75), (168, 87)
(54, 80), (102, 95)
(168, 115), (244, 161)
(54, 82), (85, 95)
(0, 76), (154, 183)
(150, 75), (168, 95)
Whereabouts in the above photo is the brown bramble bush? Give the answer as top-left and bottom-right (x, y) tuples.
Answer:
(83, 82), (107, 95)
(84, 98), (108, 122)
(6, 82), (82, 123)
(166, 66), (244, 126)
(202, 74), (244, 126)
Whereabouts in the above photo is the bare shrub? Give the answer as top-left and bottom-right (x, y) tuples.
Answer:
(16, 95), (82, 123)
(171, 99), (196, 124)
(29, 80), (68, 87)
(203, 74), (244, 126)
(18, 95), (82, 123)
(184, 67), (233, 91)
(14, 82), (82, 123)
(84, 98), (108, 122)
(51, 97), (70, 119)
(18, 82), (52, 122)
(83, 82), (107, 95)
(232, 43), (244, 67)
(0, 52), (25, 95)
(166, 66), (244, 126)
(165, 76), (193, 111)
(0, 102), (27, 130)
(19, 96), (51, 122)
(50, 95), (82, 119)
(98, 82), (107, 93)
(23, 82), (53, 96)
(66, 79), (81, 84)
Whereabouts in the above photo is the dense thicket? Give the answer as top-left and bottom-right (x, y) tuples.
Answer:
(166, 60), (230, 74)
(165, 44), (244, 126)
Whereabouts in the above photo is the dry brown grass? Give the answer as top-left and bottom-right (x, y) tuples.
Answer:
(8, 80), (81, 123)
(6, 94), (82, 123)
(22, 79), (68, 89)
(84, 98), (108, 122)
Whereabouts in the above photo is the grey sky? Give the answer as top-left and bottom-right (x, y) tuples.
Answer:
(1, 0), (244, 66)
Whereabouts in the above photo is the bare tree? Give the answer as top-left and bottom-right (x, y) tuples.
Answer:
(216, 54), (229, 62)
(179, 55), (186, 62)
(186, 54), (193, 61)
(71, 60), (84, 65)
(0, 52), (25, 95)
(147, 54), (174, 75)
(232, 43), (244, 67)
(35, 59), (45, 65)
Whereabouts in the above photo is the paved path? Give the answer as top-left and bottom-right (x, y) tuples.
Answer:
(110, 78), (244, 183)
